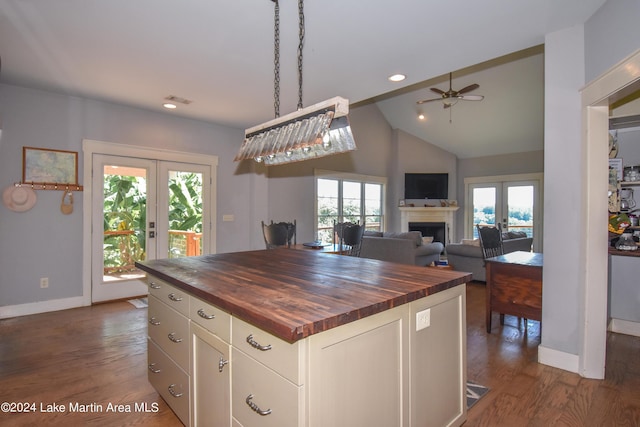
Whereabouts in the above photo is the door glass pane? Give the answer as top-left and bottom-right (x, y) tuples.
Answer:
(507, 185), (534, 237)
(364, 183), (382, 231)
(167, 170), (203, 258)
(102, 165), (147, 282)
(317, 178), (339, 243)
(342, 181), (361, 223)
(472, 187), (496, 238)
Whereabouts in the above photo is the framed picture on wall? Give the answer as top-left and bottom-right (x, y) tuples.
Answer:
(23, 147), (79, 185)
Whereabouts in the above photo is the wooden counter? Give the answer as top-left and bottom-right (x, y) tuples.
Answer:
(137, 250), (471, 427)
(136, 249), (471, 343)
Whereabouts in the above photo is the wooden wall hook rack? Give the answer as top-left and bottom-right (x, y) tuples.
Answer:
(14, 181), (84, 192)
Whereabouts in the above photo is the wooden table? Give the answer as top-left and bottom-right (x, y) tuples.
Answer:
(485, 251), (543, 333)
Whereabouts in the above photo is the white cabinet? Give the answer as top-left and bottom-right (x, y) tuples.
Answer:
(146, 273), (467, 427)
(191, 322), (231, 426)
(307, 305), (406, 427)
(147, 278), (191, 426)
(608, 255), (640, 337)
(232, 349), (303, 427)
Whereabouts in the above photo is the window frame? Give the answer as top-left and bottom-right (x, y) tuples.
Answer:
(314, 169), (387, 243)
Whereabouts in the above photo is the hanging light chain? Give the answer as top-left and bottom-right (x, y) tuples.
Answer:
(297, 0), (305, 110)
(273, 0), (280, 118)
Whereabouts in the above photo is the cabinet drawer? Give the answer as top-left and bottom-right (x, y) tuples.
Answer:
(232, 349), (302, 427)
(148, 339), (190, 426)
(148, 276), (190, 316)
(232, 317), (303, 385)
(148, 295), (190, 369)
(190, 295), (231, 343)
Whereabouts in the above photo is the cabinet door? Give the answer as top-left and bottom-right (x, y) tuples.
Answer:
(308, 306), (408, 427)
(191, 322), (231, 427)
(411, 285), (466, 427)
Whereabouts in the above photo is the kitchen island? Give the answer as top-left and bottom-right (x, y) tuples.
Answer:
(137, 249), (472, 427)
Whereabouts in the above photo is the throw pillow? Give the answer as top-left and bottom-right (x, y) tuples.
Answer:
(363, 230), (383, 238)
(384, 231), (422, 246)
(507, 231), (527, 239)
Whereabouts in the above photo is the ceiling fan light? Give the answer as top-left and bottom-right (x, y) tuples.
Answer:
(442, 97), (459, 107)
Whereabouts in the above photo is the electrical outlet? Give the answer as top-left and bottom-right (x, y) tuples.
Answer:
(416, 308), (431, 331)
(40, 277), (49, 289)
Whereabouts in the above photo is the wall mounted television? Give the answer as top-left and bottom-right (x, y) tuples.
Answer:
(404, 173), (448, 200)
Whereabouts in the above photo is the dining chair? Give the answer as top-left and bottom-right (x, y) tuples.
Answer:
(341, 223), (365, 256)
(262, 220), (296, 249)
(334, 221), (365, 256)
(477, 223), (528, 331)
(476, 224), (504, 261)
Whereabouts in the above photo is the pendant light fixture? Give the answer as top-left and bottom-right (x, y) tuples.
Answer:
(234, 0), (356, 166)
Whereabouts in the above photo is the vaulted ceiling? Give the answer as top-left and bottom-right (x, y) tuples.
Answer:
(0, 0), (606, 158)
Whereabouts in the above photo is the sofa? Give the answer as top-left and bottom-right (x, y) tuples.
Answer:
(359, 231), (444, 266)
(445, 232), (533, 281)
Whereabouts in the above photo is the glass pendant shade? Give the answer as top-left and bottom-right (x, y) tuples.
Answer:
(235, 97), (356, 165)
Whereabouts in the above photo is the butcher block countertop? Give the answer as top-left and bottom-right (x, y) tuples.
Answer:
(136, 250), (471, 343)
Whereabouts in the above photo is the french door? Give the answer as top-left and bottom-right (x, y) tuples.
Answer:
(91, 154), (211, 303)
(465, 174), (542, 251)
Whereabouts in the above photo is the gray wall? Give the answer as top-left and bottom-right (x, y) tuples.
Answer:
(585, 0), (640, 82)
(0, 83), (248, 307)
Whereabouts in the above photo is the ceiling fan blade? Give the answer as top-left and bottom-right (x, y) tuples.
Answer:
(460, 95), (484, 101)
(430, 88), (445, 95)
(457, 83), (479, 94)
(416, 97), (444, 105)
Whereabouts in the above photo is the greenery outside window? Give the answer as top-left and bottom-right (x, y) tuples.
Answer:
(315, 170), (386, 244)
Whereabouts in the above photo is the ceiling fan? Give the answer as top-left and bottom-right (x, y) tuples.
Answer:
(416, 72), (484, 108)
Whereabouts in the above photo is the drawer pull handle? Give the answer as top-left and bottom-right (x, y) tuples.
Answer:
(218, 357), (229, 373)
(149, 317), (160, 326)
(197, 308), (215, 320)
(245, 394), (271, 416)
(168, 384), (183, 398)
(149, 282), (161, 289)
(148, 363), (161, 374)
(168, 293), (183, 302)
(168, 332), (183, 343)
(246, 334), (272, 351)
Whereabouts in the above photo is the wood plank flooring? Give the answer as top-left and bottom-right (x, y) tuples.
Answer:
(465, 281), (640, 427)
(0, 282), (638, 426)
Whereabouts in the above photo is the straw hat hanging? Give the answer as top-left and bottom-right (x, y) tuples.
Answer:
(2, 185), (37, 212)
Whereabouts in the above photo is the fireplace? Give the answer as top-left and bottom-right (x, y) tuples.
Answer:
(409, 222), (447, 246)
(399, 206), (459, 244)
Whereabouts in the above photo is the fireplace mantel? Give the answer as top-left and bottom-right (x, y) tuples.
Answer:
(399, 207), (459, 243)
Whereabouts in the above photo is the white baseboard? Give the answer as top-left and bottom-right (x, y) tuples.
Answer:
(537, 345), (579, 374)
(609, 318), (640, 337)
(0, 296), (87, 319)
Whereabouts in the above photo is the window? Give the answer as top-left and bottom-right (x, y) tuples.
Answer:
(315, 170), (386, 244)
(464, 173), (542, 251)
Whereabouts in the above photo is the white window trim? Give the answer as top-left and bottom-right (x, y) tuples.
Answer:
(314, 169), (387, 235)
(463, 172), (543, 249)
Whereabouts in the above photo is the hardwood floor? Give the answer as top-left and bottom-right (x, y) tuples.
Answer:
(465, 281), (640, 427)
(0, 301), (182, 426)
(0, 282), (638, 426)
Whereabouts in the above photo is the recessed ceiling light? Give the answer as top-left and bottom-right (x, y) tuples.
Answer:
(418, 113), (425, 120)
(163, 103), (177, 109)
(388, 74), (406, 82)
